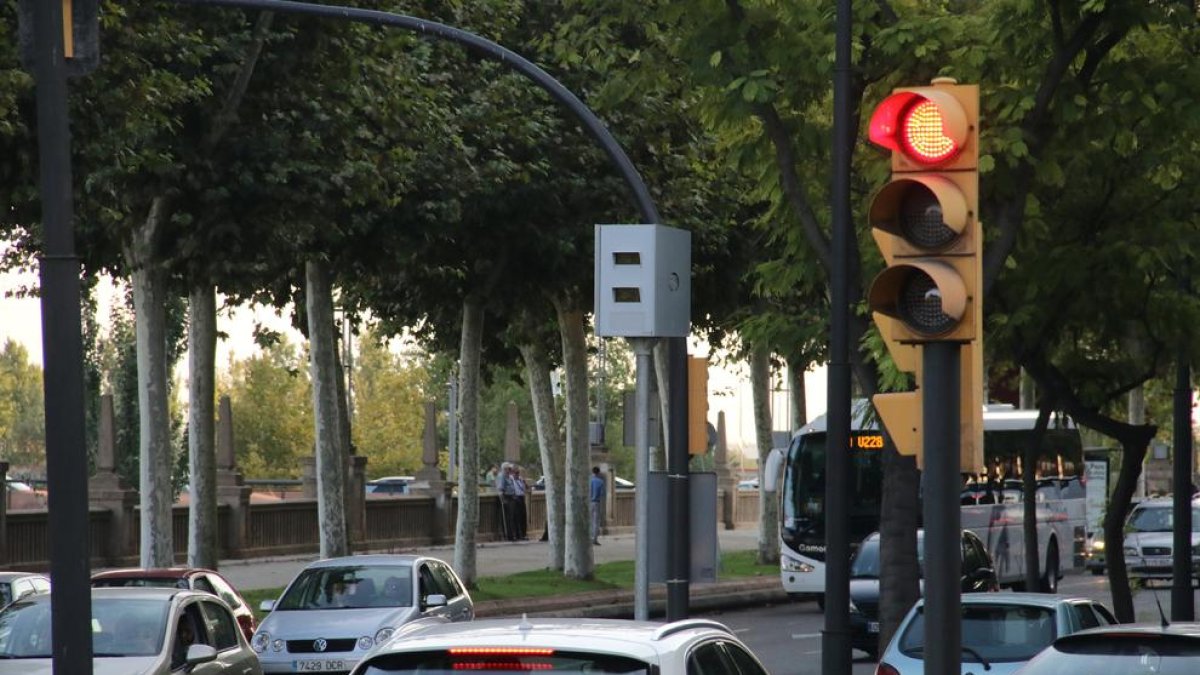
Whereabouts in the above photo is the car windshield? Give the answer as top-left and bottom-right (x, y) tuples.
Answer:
(361, 649), (650, 674)
(850, 538), (926, 579)
(1020, 635), (1200, 674)
(92, 577), (188, 589)
(277, 565), (413, 610)
(900, 604), (1057, 663)
(0, 597), (168, 658)
(1126, 506), (1200, 533)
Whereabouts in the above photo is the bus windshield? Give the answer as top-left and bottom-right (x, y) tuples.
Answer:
(782, 432), (884, 559)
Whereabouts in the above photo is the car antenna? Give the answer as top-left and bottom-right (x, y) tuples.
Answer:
(1150, 585), (1169, 629)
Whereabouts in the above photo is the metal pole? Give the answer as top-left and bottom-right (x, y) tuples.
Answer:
(631, 338), (655, 621)
(666, 336), (690, 621)
(822, 0), (852, 672)
(448, 376), (458, 483)
(32, 1), (93, 672)
(1172, 265), (1194, 620)
(923, 343), (962, 675)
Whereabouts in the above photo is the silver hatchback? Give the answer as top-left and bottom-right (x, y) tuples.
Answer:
(253, 554), (473, 674)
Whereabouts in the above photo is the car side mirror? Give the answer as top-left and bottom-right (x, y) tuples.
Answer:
(260, 599), (275, 613)
(424, 593), (447, 609)
(186, 644), (218, 666)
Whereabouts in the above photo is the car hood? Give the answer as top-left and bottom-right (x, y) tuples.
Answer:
(849, 578), (881, 604)
(0, 657), (160, 675)
(262, 606), (419, 638)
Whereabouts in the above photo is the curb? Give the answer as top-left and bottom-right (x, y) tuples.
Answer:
(474, 576), (795, 619)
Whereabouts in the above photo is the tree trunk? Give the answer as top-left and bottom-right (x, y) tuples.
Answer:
(128, 199), (174, 567)
(187, 284), (218, 569)
(1023, 404), (1054, 591)
(1105, 432), (1151, 621)
(453, 298), (484, 586)
(877, 447), (920, 653)
(1129, 386), (1147, 499)
(750, 344), (780, 564)
(787, 358), (807, 429)
(652, 340), (669, 471)
(554, 298), (593, 579)
(521, 341), (565, 571)
(306, 261), (347, 559)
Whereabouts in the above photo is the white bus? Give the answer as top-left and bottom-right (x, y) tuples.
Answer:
(765, 401), (1086, 600)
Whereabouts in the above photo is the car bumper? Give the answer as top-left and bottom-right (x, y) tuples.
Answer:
(848, 612), (881, 652)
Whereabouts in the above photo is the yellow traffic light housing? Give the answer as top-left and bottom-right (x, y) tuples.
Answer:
(687, 356), (709, 455)
(867, 79), (983, 473)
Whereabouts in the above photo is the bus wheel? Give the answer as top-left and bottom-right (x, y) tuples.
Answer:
(1039, 543), (1059, 593)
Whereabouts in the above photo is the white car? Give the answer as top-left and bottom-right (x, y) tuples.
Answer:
(350, 617), (770, 675)
(875, 593), (1117, 675)
(1121, 498), (1200, 583)
(0, 587), (261, 674)
(253, 554), (473, 673)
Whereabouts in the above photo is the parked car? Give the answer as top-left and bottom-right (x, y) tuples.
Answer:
(737, 478), (759, 491)
(1016, 623), (1200, 674)
(1120, 498), (1200, 584)
(92, 567), (257, 641)
(848, 530), (998, 657)
(0, 587), (262, 674)
(533, 476), (635, 491)
(349, 617), (770, 675)
(0, 572), (49, 608)
(253, 554), (473, 674)
(366, 477), (416, 496)
(875, 593), (1117, 675)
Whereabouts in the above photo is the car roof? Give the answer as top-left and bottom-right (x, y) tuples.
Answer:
(1058, 622), (1200, 642)
(370, 618), (737, 662)
(0, 572), (46, 583)
(914, 593), (1094, 609)
(303, 554), (424, 569)
(92, 567), (215, 580)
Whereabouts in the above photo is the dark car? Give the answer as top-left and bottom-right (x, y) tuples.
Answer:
(366, 476), (415, 496)
(91, 567), (257, 641)
(1017, 623), (1200, 674)
(848, 529), (998, 658)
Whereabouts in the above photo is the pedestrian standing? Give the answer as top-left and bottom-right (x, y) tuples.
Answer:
(589, 466), (606, 545)
(484, 464), (499, 484)
(512, 467), (528, 540)
(496, 463), (517, 541)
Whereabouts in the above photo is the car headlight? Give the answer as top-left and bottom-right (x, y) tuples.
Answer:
(1090, 540), (1105, 552)
(251, 632), (269, 654)
(374, 627), (395, 645)
(358, 636), (375, 651)
(783, 559), (815, 573)
(272, 639), (285, 653)
(849, 598), (859, 614)
(1124, 546), (1139, 557)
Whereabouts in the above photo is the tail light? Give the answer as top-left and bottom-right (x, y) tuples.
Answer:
(874, 662), (901, 675)
(237, 614), (256, 640)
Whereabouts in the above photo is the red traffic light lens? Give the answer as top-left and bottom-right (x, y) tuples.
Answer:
(900, 100), (958, 164)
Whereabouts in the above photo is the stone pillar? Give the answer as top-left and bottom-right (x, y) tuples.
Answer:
(346, 455), (368, 549)
(714, 412), (736, 530)
(504, 401), (521, 465)
(88, 394), (137, 563)
(413, 402), (450, 543)
(214, 396), (252, 559)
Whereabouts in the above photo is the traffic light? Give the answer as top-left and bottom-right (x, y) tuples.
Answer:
(687, 356), (709, 455)
(866, 78), (983, 473)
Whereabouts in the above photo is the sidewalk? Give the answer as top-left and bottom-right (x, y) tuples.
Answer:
(214, 527), (791, 619)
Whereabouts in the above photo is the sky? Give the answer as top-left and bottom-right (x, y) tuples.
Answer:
(1, 264), (827, 458)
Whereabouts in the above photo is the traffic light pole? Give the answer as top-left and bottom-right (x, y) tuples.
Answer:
(923, 343), (962, 675)
(1172, 263), (1193, 621)
(666, 336), (691, 621)
(822, 0), (853, 672)
(630, 338), (656, 621)
(31, 2), (94, 673)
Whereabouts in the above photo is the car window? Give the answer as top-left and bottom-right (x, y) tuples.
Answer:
(0, 583), (11, 606)
(1093, 604), (1117, 625)
(431, 563), (462, 599)
(172, 603), (210, 669)
(418, 565), (441, 603)
(93, 577), (187, 590)
(1073, 603), (1101, 630)
(723, 642), (769, 675)
(901, 604), (1057, 663)
(205, 574), (243, 610)
(200, 600), (240, 651)
(1021, 635), (1200, 674)
(687, 641), (736, 675)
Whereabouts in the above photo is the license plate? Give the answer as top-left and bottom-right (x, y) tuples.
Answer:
(295, 660), (346, 671)
(867, 621), (880, 634)
(1146, 558), (1172, 568)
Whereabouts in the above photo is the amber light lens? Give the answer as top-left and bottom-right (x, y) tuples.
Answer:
(452, 662), (554, 671)
(900, 100), (958, 164)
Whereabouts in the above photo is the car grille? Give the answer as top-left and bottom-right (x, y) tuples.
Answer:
(286, 639), (358, 653)
(1142, 547), (1171, 556)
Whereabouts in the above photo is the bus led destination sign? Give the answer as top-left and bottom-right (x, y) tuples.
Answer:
(851, 434), (884, 450)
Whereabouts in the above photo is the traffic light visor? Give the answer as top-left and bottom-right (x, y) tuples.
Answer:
(869, 90), (969, 166)
(869, 177), (970, 251)
(869, 262), (968, 337)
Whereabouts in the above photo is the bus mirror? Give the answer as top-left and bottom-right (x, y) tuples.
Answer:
(763, 448), (785, 492)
